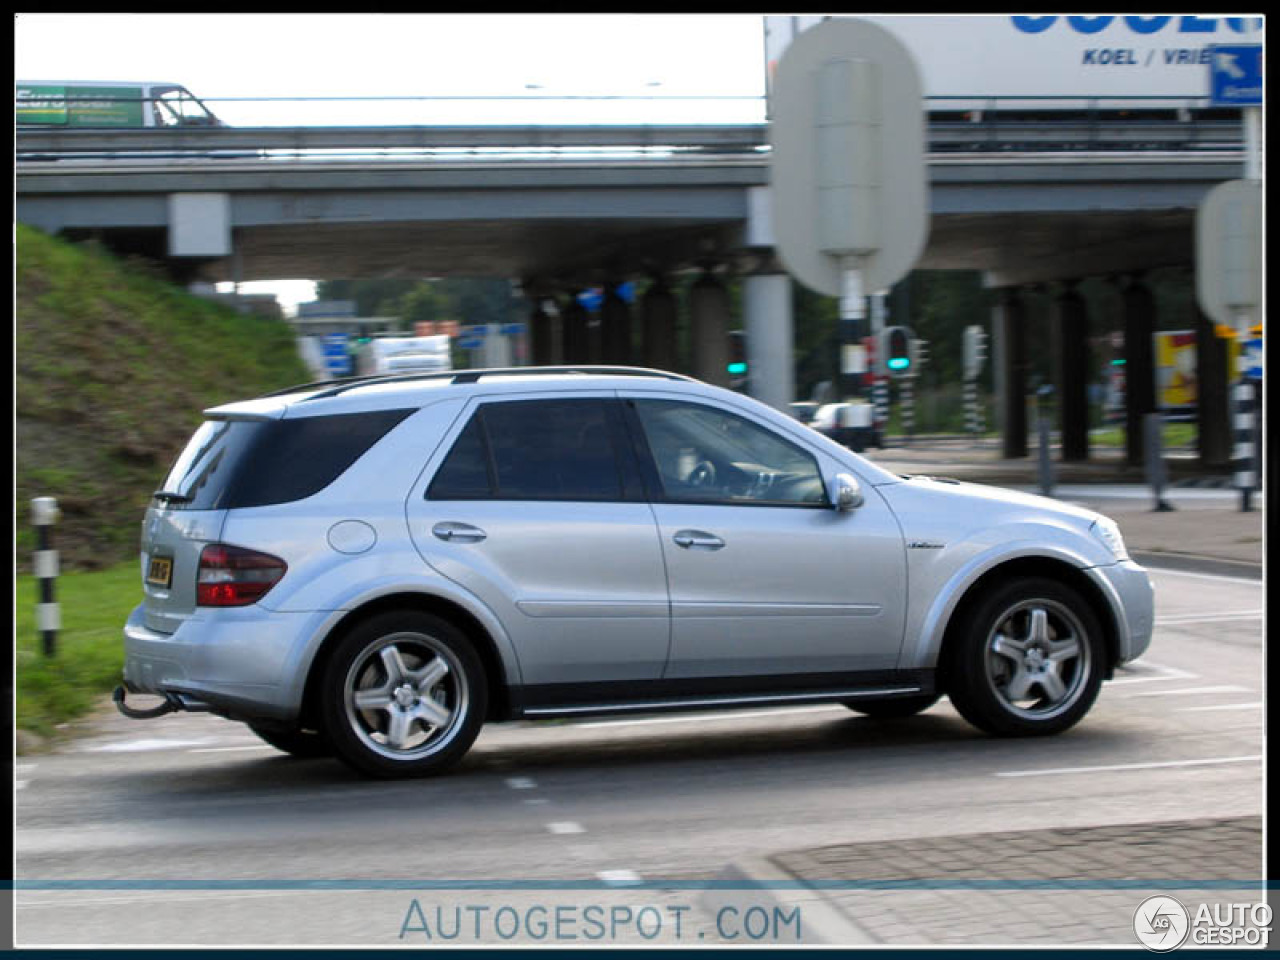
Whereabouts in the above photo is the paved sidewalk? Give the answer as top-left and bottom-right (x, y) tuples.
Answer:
(758, 817), (1265, 946)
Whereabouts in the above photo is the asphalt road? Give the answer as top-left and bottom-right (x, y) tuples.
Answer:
(14, 566), (1265, 947)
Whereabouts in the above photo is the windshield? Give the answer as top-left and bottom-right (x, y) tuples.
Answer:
(152, 86), (220, 127)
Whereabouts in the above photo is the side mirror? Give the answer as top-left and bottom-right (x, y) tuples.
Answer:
(827, 472), (864, 512)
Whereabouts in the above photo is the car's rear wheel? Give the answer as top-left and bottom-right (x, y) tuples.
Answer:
(843, 694), (940, 718)
(322, 611), (486, 778)
(945, 577), (1104, 737)
(249, 724), (331, 758)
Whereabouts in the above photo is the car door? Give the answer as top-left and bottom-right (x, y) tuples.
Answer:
(624, 394), (907, 681)
(407, 393), (670, 687)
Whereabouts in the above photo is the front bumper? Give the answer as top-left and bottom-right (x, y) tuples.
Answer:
(120, 601), (311, 723)
(1092, 559), (1155, 665)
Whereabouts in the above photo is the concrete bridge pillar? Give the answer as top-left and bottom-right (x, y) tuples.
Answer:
(1121, 275), (1157, 467)
(995, 288), (1028, 459)
(640, 275), (678, 373)
(529, 299), (555, 367)
(689, 269), (731, 388)
(1053, 284), (1091, 462)
(1195, 304), (1232, 467)
(601, 282), (633, 366)
(742, 272), (793, 413)
(561, 295), (590, 365)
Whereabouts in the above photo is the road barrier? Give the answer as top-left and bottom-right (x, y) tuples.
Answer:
(31, 497), (61, 657)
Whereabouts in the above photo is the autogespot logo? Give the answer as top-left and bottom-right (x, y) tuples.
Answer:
(1134, 896), (1191, 952)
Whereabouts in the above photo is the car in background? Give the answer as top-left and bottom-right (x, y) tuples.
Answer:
(117, 366), (1154, 778)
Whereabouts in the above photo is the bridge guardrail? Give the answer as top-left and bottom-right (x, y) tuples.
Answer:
(16, 96), (1245, 162)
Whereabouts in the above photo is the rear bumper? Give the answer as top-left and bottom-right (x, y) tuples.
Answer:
(121, 602), (309, 723)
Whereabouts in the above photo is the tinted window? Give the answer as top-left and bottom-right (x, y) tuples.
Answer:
(427, 417), (492, 499)
(428, 399), (624, 502)
(159, 409), (412, 510)
(631, 399), (825, 506)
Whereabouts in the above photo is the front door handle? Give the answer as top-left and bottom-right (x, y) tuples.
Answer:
(432, 521), (487, 544)
(673, 529), (724, 550)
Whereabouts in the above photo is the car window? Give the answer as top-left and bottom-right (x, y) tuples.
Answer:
(429, 399), (625, 502)
(630, 399), (826, 506)
(159, 409), (413, 510)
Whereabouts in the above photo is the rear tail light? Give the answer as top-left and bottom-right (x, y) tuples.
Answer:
(196, 543), (287, 607)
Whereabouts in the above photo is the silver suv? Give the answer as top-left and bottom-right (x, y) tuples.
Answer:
(117, 367), (1154, 778)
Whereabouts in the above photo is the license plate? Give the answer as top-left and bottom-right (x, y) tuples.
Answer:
(146, 556), (173, 589)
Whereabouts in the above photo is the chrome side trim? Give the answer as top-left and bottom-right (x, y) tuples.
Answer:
(522, 685), (923, 718)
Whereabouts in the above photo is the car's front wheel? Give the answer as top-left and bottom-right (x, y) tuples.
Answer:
(945, 577), (1104, 737)
(322, 611), (487, 778)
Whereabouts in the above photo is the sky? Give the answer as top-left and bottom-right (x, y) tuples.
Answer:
(15, 13), (769, 313)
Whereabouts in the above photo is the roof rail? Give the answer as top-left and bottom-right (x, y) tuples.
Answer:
(278, 365), (694, 402)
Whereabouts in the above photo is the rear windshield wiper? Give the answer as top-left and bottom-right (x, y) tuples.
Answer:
(152, 490), (192, 504)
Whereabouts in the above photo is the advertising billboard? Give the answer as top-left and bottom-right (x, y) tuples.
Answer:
(764, 16), (1266, 110)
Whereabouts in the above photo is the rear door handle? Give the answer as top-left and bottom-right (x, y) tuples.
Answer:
(673, 529), (724, 550)
(432, 521), (487, 544)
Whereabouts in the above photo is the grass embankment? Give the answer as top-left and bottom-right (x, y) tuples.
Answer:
(16, 563), (140, 739)
(16, 225), (311, 739)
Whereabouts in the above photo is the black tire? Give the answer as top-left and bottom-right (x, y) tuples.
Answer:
(843, 693), (940, 719)
(249, 724), (332, 759)
(945, 577), (1104, 737)
(322, 611), (487, 778)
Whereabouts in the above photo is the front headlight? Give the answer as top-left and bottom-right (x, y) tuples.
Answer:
(1089, 516), (1129, 561)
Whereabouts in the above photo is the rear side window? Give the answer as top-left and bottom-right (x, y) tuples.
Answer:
(428, 399), (625, 501)
(159, 409), (412, 510)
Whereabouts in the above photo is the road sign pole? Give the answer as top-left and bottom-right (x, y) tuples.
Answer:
(1244, 106), (1261, 181)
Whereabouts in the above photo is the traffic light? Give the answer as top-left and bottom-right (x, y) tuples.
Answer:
(881, 326), (912, 376)
(727, 330), (748, 389)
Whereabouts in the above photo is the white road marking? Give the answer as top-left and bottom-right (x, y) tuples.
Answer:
(1107, 661), (1199, 686)
(997, 755), (1262, 778)
(17, 763), (36, 789)
(188, 745), (277, 754)
(574, 704), (841, 729)
(597, 870), (644, 887)
(1176, 702), (1263, 713)
(81, 738), (218, 753)
(546, 821), (585, 835)
(1155, 611), (1263, 625)
(1126, 685), (1251, 698)
(523, 798), (550, 806)
(506, 777), (537, 790)
(1147, 568), (1264, 586)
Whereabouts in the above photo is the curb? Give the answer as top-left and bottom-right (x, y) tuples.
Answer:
(1132, 551), (1263, 581)
(701, 857), (878, 946)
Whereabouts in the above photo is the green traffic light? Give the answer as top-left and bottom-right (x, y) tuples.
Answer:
(887, 357), (910, 370)
(727, 362), (748, 375)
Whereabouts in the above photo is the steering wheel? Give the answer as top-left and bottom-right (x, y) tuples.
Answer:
(687, 460), (718, 488)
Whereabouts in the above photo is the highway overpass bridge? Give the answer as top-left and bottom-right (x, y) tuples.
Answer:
(15, 117), (1251, 467)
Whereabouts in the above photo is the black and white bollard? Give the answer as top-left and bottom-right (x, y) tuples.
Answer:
(31, 496), (61, 657)
(900, 375), (915, 443)
(964, 378), (986, 438)
(1232, 380), (1257, 512)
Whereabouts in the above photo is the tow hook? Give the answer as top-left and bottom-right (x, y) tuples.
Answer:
(113, 685), (181, 720)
